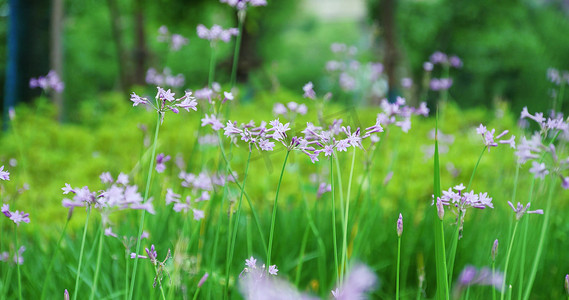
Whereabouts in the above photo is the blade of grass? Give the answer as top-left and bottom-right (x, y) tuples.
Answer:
(433, 114), (449, 300)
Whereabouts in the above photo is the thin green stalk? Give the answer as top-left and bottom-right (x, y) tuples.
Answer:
(154, 264), (167, 300)
(230, 10), (245, 88)
(396, 236), (402, 300)
(492, 260), (496, 300)
(40, 218), (70, 300)
(522, 178), (556, 300)
(129, 112), (161, 300)
(224, 150), (252, 298)
(433, 115), (449, 300)
(330, 158), (339, 283)
(267, 150), (290, 270)
(73, 207), (91, 300)
(294, 224), (311, 287)
(192, 287), (202, 300)
(340, 147), (357, 283)
(446, 210), (462, 284)
(466, 146), (487, 191)
(124, 250), (130, 300)
(208, 45), (217, 87)
(501, 221), (519, 300)
(15, 226), (21, 300)
(90, 223), (105, 300)
(301, 188), (327, 297)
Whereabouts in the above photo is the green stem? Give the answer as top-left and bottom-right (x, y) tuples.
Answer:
(208, 45), (217, 87)
(40, 218), (70, 300)
(124, 250), (130, 300)
(129, 112), (161, 300)
(224, 150), (252, 298)
(433, 114), (449, 300)
(230, 11), (245, 88)
(522, 178), (556, 300)
(340, 147), (357, 283)
(492, 260), (496, 300)
(15, 226), (22, 300)
(330, 158), (339, 283)
(267, 150), (290, 270)
(192, 287), (202, 300)
(501, 221), (519, 300)
(500, 220), (520, 300)
(154, 264), (167, 300)
(466, 146), (487, 191)
(90, 223), (105, 300)
(446, 210), (462, 284)
(73, 207), (91, 300)
(294, 224), (311, 287)
(396, 236), (401, 300)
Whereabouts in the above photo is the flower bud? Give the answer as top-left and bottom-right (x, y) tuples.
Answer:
(565, 274), (569, 295)
(198, 272), (209, 288)
(436, 198), (444, 220)
(492, 239), (498, 262)
(64, 289), (70, 300)
(396, 213), (403, 237)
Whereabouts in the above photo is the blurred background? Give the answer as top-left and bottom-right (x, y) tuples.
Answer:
(1, 0), (569, 122)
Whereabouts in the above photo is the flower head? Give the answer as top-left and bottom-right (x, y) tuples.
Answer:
(396, 213), (403, 237)
(0, 166), (10, 181)
(508, 201), (543, 221)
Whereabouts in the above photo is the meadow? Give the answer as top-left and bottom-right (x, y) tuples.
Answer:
(1, 1), (569, 300)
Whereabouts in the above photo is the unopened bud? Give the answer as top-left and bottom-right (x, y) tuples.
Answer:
(396, 213), (403, 237)
(198, 272), (209, 288)
(565, 274), (569, 295)
(492, 239), (499, 261)
(64, 289), (70, 300)
(436, 198), (444, 220)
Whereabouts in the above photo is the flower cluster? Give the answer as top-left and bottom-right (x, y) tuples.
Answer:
(424, 51), (462, 91)
(146, 68), (185, 88)
(507, 201), (544, 221)
(29, 70), (64, 93)
(0, 246), (26, 265)
(220, 0), (267, 10)
(376, 97), (429, 133)
(331, 264), (378, 300)
(157, 26), (189, 51)
(547, 67), (569, 86)
(1, 204), (30, 226)
(453, 265), (503, 299)
(156, 153), (171, 173)
(164, 188), (207, 221)
(0, 165), (10, 181)
(130, 87), (198, 122)
(273, 102), (307, 118)
(62, 172), (155, 215)
(302, 82), (316, 99)
(476, 124), (515, 151)
(197, 24), (239, 43)
(429, 51), (463, 68)
(515, 108), (569, 187)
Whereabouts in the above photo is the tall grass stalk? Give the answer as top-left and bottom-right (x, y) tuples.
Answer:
(230, 10), (245, 88)
(340, 147), (357, 284)
(129, 112), (161, 300)
(501, 221), (519, 300)
(433, 115), (449, 300)
(396, 234), (402, 300)
(208, 45), (217, 87)
(14, 226), (22, 300)
(40, 218), (70, 300)
(522, 178), (556, 300)
(73, 207), (91, 300)
(266, 150), (291, 270)
(224, 149), (252, 298)
(330, 158), (339, 283)
(90, 222), (105, 300)
(153, 264), (167, 300)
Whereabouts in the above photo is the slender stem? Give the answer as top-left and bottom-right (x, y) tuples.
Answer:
(447, 210), (462, 284)
(90, 223), (105, 300)
(40, 218), (70, 300)
(330, 158), (339, 283)
(466, 146), (487, 191)
(396, 236), (401, 300)
(208, 45), (217, 87)
(154, 264), (167, 300)
(340, 147), (357, 283)
(492, 260), (496, 300)
(224, 150), (252, 298)
(267, 150), (290, 270)
(230, 11), (245, 88)
(192, 287), (202, 300)
(15, 226), (22, 300)
(433, 114), (449, 300)
(129, 112), (161, 300)
(73, 207), (91, 300)
(124, 250), (130, 300)
(501, 221), (519, 300)
(294, 224), (311, 287)
(522, 178), (556, 300)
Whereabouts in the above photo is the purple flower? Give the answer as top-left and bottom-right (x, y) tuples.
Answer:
(201, 114), (224, 131)
(145, 244), (157, 263)
(1, 204), (10, 218)
(245, 256), (257, 268)
(303, 82), (316, 99)
(104, 227), (118, 238)
(449, 55), (463, 68)
(64, 289), (70, 300)
(192, 208), (205, 221)
(331, 263), (377, 300)
(197, 24), (239, 43)
(116, 173), (129, 185)
(100, 172), (113, 184)
(198, 272), (209, 288)
(476, 124), (513, 151)
(529, 161), (549, 179)
(508, 201), (543, 221)
(317, 182), (331, 198)
(430, 51), (448, 64)
(9, 210), (30, 226)
(156, 153), (171, 173)
(423, 62), (434, 72)
(0, 166), (10, 181)
(268, 265), (278, 276)
(401, 77), (413, 88)
(29, 70), (64, 93)
(396, 213), (403, 237)
(453, 265), (503, 299)
(130, 93), (147, 106)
